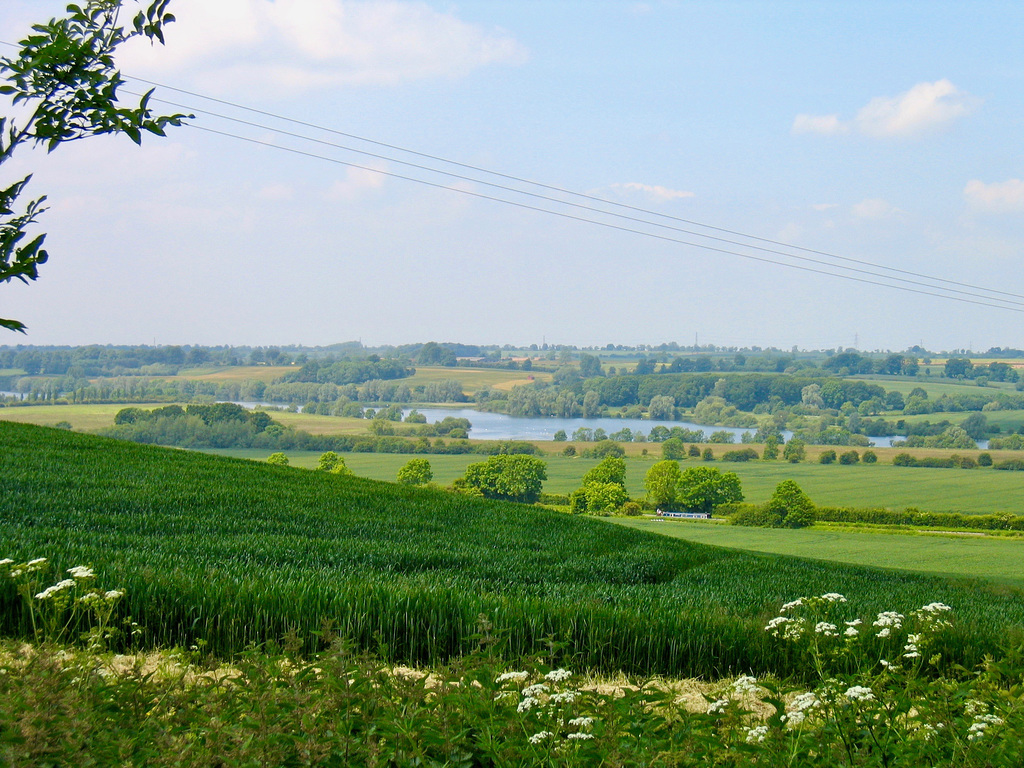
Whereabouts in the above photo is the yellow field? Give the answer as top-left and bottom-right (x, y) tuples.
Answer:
(403, 366), (550, 393)
(174, 366), (294, 383)
(0, 404), (166, 431)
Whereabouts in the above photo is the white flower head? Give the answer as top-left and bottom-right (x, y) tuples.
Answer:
(528, 730), (554, 744)
(706, 697), (729, 715)
(67, 566), (95, 579)
(517, 696), (540, 713)
(566, 732), (595, 740)
(522, 683), (549, 697)
(545, 668), (572, 683)
(550, 691), (579, 704)
(780, 598), (804, 613)
(815, 621), (839, 637)
(844, 685), (875, 702)
(745, 725), (769, 744)
(731, 675), (758, 696)
(568, 717), (594, 728)
(496, 671), (529, 684)
(820, 593), (847, 603)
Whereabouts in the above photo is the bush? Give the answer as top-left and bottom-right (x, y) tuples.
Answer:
(721, 448), (759, 462)
(818, 449), (836, 465)
(562, 445), (577, 457)
(688, 444), (701, 457)
(266, 452), (289, 466)
(702, 448), (715, 461)
(861, 450), (878, 464)
(978, 452), (993, 467)
(766, 480), (816, 528)
(621, 501), (643, 517)
(397, 458), (433, 485)
(662, 437), (687, 460)
(893, 453), (915, 466)
(994, 459), (1024, 471)
(839, 450), (860, 465)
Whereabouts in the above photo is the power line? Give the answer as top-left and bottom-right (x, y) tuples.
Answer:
(188, 123), (1024, 314)
(124, 74), (1024, 305)
(126, 89), (1024, 310)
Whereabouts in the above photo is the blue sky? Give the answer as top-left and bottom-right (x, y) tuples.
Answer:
(1, 0), (1022, 351)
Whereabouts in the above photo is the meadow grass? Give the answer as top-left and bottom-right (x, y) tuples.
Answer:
(207, 449), (1024, 516)
(850, 375), (1019, 397)
(4, 421), (1022, 678)
(173, 365), (293, 382)
(610, 518), (1024, 588)
(0, 403), (169, 431)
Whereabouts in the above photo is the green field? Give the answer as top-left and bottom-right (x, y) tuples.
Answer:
(5, 421), (1023, 678)
(851, 375), (1020, 397)
(400, 365), (551, 393)
(612, 518), (1024, 588)
(206, 449), (1024, 515)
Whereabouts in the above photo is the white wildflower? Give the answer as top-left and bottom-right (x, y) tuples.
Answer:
(873, 612), (904, 635)
(780, 598), (803, 613)
(706, 698), (729, 715)
(568, 717), (594, 728)
(791, 692), (819, 712)
(27, 558), (47, 568)
(522, 683), (549, 697)
(745, 725), (769, 744)
(493, 691), (517, 701)
(844, 626), (860, 637)
(731, 675), (758, 696)
(104, 590), (124, 601)
(783, 618), (807, 641)
(34, 579), (76, 600)
(814, 621), (839, 637)
(918, 602), (952, 614)
(964, 700), (987, 716)
(765, 616), (789, 635)
(67, 566), (95, 579)
(566, 732), (594, 741)
(820, 593), (847, 603)
(550, 691), (579, 704)
(967, 714), (1004, 741)
(0, 558), (13, 566)
(844, 686), (875, 702)
(545, 668), (572, 683)
(496, 671), (529, 683)
(517, 696), (540, 713)
(528, 730), (553, 744)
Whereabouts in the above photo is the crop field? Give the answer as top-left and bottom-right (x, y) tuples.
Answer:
(898, 408), (1024, 431)
(172, 365), (294, 383)
(4, 421), (1023, 678)
(612, 518), (1024, 588)
(850, 376), (1019, 397)
(0, 403), (169, 431)
(402, 365), (551, 393)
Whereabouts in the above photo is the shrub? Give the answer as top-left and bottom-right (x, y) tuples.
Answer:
(621, 501), (643, 517)
(397, 458), (433, 485)
(893, 453), (915, 466)
(994, 459), (1024, 471)
(266, 452), (289, 466)
(978, 452), (993, 467)
(701, 448), (715, 461)
(861, 450), (877, 464)
(581, 440), (625, 459)
(562, 445), (577, 457)
(688, 444), (701, 457)
(819, 450), (837, 465)
(783, 439), (805, 463)
(839, 450), (860, 465)
(662, 437), (687, 460)
(722, 448), (759, 462)
(765, 480), (815, 528)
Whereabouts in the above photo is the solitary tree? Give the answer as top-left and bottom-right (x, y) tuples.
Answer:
(463, 454), (547, 504)
(765, 480), (815, 528)
(676, 466), (743, 515)
(397, 458), (433, 486)
(1, 1), (190, 331)
(266, 452), (289, 466)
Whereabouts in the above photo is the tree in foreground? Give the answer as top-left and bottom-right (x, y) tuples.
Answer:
(1, 1), (190, 332)
(397, 458), (433, 486)
(675, 466), (743, 515)
(462, 454), (547, 504)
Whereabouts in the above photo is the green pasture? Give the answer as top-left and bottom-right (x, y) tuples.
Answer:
(897, 409), (1024, 431)
(174, 365), (293, 383)
(612, 518), (1024, 588)
(206, 450), (1024, 516)
(851, 376), (1019, 397)
(0, 403), (169, 431)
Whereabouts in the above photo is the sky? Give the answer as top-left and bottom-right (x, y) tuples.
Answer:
(1, 0), (1022, 352)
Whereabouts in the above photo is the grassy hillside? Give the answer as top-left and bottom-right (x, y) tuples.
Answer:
(2, 422), (1023, 677)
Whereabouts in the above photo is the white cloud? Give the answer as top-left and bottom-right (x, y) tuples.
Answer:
(852, 198), (898, 219)
(855, 80), (977, 137)
(791, 114), (848, 136)
(792, 80), (978, 139)
(604, 182), (695, 203)
(117, 0), (527, 96)
(326, 166), (387, 202)
(964, 179), (1024, 213)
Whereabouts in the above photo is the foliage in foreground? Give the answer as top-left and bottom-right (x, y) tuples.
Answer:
(2, 594), (1022, 767)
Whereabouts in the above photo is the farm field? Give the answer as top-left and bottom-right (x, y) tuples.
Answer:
(207, 449), (1024, 515)
(850, 375), (1020, 397)
(612, 518), (1024, 588)
(173, 365), (293, 383)
(400, 365), (551, 393)
(4, 421), (1023, 680)
(0, 403), (168, 431)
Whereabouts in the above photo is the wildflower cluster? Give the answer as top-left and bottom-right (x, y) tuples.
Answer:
(494, 667), (597, 750)
(2, 557), (127, 648)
